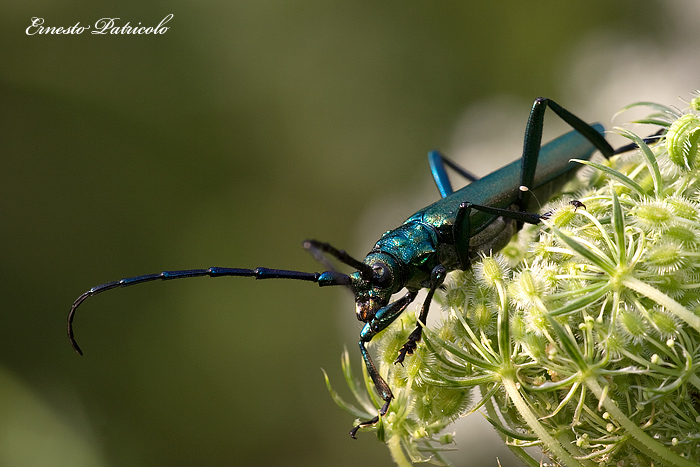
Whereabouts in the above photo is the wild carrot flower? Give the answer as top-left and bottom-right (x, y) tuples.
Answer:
(327, 95), (700, 466)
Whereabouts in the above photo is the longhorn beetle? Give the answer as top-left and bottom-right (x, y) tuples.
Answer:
(69, 98), (648, 438)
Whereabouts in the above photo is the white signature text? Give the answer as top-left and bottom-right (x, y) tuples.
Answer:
(26, 14), (173, 35)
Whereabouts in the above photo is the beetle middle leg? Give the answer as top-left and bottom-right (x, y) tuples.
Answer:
(395, 264), (447, 364)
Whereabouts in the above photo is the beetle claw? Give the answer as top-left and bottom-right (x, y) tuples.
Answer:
(349, 400), (390, 438)
(395, 339), (418, 364)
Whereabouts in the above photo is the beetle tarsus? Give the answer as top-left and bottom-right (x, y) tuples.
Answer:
(349, 400), (390, 438)
(395, 328), (421, 364)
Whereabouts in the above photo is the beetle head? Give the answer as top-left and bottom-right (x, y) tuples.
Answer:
(350, 252), (405, 323)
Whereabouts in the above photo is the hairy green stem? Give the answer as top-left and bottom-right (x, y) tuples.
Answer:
(585, 377), (697, 467)
(624, 276), (700, 333)
(500, 377), (593, 467)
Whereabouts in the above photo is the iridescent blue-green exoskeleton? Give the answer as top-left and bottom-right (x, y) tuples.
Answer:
(69, 98), (641, 437)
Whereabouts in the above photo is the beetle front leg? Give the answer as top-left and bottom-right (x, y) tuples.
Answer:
(349, 342), (391, 439)
(395, 264), (447, 364)
(351, 290), (418, 438)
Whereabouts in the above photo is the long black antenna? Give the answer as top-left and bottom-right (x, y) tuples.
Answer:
(67, 266), (350, 355)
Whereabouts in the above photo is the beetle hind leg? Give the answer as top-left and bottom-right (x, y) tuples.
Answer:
(428, 150), (479, 198)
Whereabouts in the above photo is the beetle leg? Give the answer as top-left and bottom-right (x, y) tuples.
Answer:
(428, 150), (479, 198)
(463, 202), (542, 226)
(613, 128), (665, 155)
(519, 98), (615, 212)
(452, 201), (544, 272)
(453, 202), (474, 270)
(395, 265), (447, 364)
(351, 290), (418, 438)
(348, 399), (390, 439)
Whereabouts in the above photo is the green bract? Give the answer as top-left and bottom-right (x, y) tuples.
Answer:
(328, 98), (700, 466)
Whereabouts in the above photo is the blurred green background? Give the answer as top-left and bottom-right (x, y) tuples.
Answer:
(1, 1), (699, 466)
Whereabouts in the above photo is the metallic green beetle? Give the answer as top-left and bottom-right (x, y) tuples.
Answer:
(68, 98), (622, 437)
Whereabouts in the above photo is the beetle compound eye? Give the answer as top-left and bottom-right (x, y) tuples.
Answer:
(371, 262), (392, 286)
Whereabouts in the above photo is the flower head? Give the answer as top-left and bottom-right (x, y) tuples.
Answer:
(328, 98), (700, 466)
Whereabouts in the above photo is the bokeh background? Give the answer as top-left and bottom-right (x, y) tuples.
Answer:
(1, 2), (699, 466)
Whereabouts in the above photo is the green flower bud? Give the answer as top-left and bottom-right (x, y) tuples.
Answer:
(618, 306), (648, 344)
(633, 200), (674, 231)
(411, 384), (471, 425)
(691, 95), (700, 112)
(644, 240), (687, 274)
(474, 254), (509, 288)
(666, 113), (700, 170)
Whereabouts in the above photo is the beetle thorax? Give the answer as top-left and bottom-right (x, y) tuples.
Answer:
(351, 222), (440, 322)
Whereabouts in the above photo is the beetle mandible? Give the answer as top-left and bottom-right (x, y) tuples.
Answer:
(68, 98), (632, 437)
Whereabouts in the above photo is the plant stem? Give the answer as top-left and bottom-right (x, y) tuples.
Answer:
(585, 377), (697, 467)
(500, 376), (593, 467)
